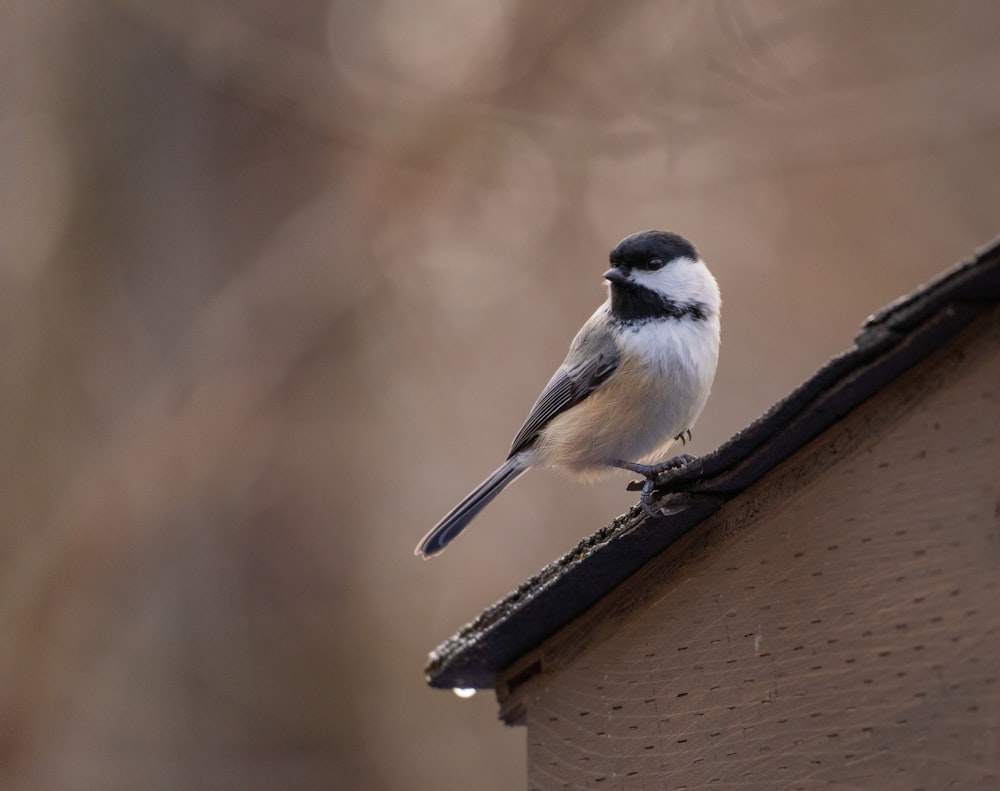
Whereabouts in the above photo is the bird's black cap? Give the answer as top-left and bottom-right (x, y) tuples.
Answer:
(609, 230), (698, 271)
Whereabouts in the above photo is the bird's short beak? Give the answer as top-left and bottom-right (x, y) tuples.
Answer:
(603, 267), (629, 284)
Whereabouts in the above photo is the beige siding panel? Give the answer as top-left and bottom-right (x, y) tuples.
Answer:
(519, 312), (1000, 790)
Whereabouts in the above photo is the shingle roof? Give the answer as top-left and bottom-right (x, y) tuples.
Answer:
(426, 237), (1000, 690)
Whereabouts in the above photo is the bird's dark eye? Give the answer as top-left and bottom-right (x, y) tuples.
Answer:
(647, 257), (665, 270)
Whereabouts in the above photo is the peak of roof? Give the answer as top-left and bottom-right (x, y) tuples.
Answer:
(427, 236), (1000, 690)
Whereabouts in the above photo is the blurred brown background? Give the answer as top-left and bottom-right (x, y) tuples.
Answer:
(3, 1), (1000, 789)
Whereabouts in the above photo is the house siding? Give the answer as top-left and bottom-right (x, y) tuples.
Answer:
(518, 311), (1000, 790)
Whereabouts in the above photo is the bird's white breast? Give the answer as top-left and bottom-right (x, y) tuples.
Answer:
(535, 306), (720, 477)
(612, 310), (720, 461)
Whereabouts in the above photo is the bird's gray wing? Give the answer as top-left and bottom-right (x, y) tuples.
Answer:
(508, 320), (620, 457)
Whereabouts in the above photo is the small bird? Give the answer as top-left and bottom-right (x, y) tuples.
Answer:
(415, 230), (721, 558)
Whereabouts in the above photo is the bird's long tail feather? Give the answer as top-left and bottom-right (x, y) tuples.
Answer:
(415, 457), (528, 558)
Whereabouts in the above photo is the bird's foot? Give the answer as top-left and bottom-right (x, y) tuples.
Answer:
(674, 429), (692, 446)
(618, 454), (697, 516)
(651, 453), (696, 474)
(638, 477), (660, 517)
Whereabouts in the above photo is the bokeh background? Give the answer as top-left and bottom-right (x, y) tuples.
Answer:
(3, 1), (1000, 789)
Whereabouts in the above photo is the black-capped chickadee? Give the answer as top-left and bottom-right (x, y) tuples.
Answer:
(416, 230), (721, 558)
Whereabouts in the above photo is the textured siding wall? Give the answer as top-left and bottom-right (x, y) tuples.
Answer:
(514, 311), (1000, 790)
